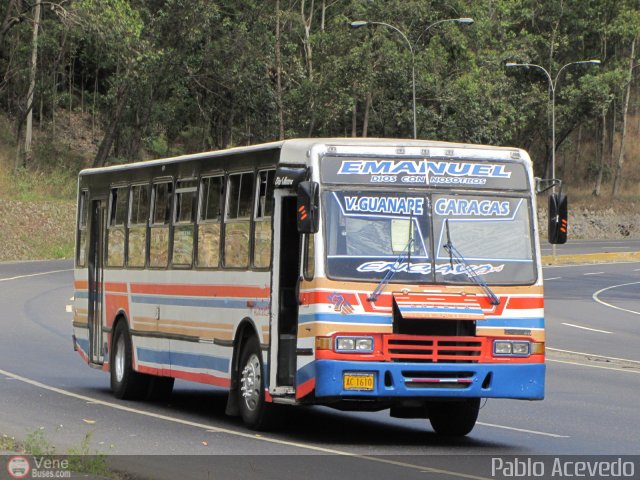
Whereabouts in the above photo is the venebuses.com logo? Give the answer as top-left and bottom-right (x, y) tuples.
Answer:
(6, 456), (30, 479)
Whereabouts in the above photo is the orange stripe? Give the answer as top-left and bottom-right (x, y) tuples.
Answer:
(105, 282), (128, 293)
(130, 283), (270, 298)
(74, 280), (88, 290)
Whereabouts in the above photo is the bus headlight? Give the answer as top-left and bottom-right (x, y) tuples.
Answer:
(335, 336), (374, 353)
(493, 340), (530, 356)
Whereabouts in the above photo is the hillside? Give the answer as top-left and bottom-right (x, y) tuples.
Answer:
(1, 110), (639, 263)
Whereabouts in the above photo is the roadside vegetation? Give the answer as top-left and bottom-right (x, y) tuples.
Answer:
(1, 1), (640, 261)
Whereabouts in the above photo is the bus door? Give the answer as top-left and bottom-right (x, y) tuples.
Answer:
(87, 199), (106, 365)
(269, 190), (302, 394)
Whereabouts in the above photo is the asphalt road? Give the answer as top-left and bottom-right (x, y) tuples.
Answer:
(0, 253), (639, 479)
(540, 239), (640, 256)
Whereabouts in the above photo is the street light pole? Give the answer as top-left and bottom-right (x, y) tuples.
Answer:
(505, 60), (600, 185)
(350, 18), (474, 139)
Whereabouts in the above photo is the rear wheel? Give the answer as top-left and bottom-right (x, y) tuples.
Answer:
(428, 398), (480, 437)
(110, 321), (149, 400)
(237, 336), (277, 430)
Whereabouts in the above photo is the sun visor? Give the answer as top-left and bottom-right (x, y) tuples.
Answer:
(392, 292), (485, 321)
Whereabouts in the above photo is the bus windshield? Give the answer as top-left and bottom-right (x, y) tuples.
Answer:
(323, 190), (536, 285)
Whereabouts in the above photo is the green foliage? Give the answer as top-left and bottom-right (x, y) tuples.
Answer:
(67, 432), (109, 477)
(1, 0), (640, 186)
(23, 429), (55, 456)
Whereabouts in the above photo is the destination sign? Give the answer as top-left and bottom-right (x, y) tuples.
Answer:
(320, 156), (528, 190)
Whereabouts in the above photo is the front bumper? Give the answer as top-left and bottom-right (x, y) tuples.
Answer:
(314, 360), (545, 400)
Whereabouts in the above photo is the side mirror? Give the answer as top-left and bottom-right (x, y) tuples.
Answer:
(297, 181), (319, 234)
(548, 192), (568, 244)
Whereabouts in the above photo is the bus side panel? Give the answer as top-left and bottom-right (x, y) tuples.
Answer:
(101, 269), (270, 389)
(72, 271), (90, 363)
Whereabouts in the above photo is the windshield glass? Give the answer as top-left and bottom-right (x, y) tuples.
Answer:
(323, 191), (536, 285)
(324, 191), (431, 283)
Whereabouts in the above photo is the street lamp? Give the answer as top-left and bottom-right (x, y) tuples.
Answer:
(505, 60), (601, 185)
(350, 18), (474, 139)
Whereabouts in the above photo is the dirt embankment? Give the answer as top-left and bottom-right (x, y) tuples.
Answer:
(538, 207), (640, 241)
(0, 198), (75, 261)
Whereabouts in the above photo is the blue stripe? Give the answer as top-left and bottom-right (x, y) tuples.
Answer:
(296, 361), (316, 385)
(299, 313), (392, 325)
(76, 338), (89, 352)
(482, 317), (544, 328)
(75, 291), (88, 299)
(131, 295), (269, 310)
(137, 347), (230, 372)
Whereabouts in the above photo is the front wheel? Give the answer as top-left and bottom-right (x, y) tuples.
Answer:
(428, 398), (480, 437)
(237, 337), (277, 430)
(110, 321), (149, 400)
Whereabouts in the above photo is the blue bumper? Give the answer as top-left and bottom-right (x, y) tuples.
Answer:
(314, 360), (545, 400)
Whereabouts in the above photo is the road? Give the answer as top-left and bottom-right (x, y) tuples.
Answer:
(0, 253), (639, 479)
(540, 239), (640, 256)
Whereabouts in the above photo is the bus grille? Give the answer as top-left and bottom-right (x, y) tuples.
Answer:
(383, 335), (484, 363)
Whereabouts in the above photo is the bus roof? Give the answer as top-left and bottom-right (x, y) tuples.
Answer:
(78, 138), (529, 176)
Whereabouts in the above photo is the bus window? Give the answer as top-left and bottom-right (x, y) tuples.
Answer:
(76, 190), (88, 268)
(107, 186), (128, 267)
(254, 169), (274, 268)
(128, 184), (149, 268)
(197, 175), (223, 268)
(172, 180), (197, 267)
(304, 233), (315, 280)
(224, 172), (254, 268)
(150, 181), (173, 268)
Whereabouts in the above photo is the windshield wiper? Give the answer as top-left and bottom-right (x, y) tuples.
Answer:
(368, 234), (413, 303)
(443, 219), (500, 306)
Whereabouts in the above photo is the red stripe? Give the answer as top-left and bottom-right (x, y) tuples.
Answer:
(296, 378), (316, 399)
(137, 365), (231, 388)
(131, 283), (270, 298)
(506, 297), (544, 309)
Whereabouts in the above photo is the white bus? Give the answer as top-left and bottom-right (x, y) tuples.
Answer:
(72, 138), (562, 435)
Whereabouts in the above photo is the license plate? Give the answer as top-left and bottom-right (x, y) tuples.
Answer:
(343, 373), (375, 391)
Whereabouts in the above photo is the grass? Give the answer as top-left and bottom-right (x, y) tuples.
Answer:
(2, 429), (115, 478)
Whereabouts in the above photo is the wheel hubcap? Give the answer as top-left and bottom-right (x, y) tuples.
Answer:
(240, 353), (261, 411)
(115, 335), (125, 383)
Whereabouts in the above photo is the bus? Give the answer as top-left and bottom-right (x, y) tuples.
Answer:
(72, 138), (558, 436)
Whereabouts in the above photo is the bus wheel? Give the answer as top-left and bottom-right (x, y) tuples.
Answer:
(110, 321), (149, 400)
(428, 398), (480, 437)
(237, 336), (273, 430)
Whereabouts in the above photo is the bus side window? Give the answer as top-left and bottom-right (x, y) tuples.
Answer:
(224, 172), (254, 268)
(254, 169), (274, 268)
(76, 190), (88, 268)
(107, 186), (128, 267)
(128, 184), (149, 268)
(172, 180), (197, 267)
(304, 234), (315, 280)
(197, 175), (223, 268)
(150, 181), (173, 268)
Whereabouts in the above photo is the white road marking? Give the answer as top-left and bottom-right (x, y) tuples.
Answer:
(477, 422), (569, 438)
(0, 269), (72, 282)
(547, 347), (640, 365)
(0, 367), (495, 480)
(592, 281), (640, 316)
(583, 272), (604, 276)
(561, 323), (611, 334)
(544, 277), (562, 281)
(634, 269), (640, 272)
(547, 359), (640, 374)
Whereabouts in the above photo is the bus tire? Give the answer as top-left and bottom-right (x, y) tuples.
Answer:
(237, 336), (276, 430)
(428, 398), (480, 437)
(110, 321), (149, 400)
